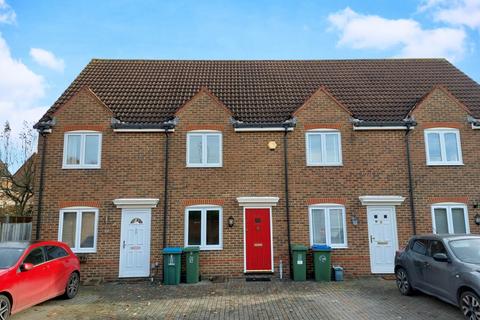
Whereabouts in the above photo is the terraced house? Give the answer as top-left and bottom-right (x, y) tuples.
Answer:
(33, 59), (480, 281)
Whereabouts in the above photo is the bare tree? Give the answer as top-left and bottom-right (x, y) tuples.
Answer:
(0, 121), (37, 216)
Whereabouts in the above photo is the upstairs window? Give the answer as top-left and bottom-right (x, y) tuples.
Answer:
(424, 129), (462, 165)
(187, 132), (222, 167)
(306, 130), (342, 166)
(432, 203), (469, 234)
(63, 132), (102, 169)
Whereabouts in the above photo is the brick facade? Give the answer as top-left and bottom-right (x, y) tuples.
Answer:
(33, 82), (480, 281)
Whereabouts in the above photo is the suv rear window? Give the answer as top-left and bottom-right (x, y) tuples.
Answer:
(46, 246), (69, 260)
(411, 239), (428, 255)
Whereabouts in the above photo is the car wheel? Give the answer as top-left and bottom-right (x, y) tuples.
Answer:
(396, 267), (414, 296)
(460, 291), (480, 320)
(0, 294), (11, 320)
(64, 272), (80, 299)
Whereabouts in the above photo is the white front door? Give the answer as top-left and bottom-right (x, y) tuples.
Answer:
(119, 209), (151, 277)
(367, 206), (398, 274)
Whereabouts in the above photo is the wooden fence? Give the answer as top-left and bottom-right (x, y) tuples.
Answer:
(0, 216), (32, 242)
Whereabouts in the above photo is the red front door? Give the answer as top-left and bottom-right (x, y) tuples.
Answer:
(245, 208), (272, 272)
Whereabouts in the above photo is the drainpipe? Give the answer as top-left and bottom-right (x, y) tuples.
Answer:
(283, 122), (293, 279)
(404, 120), (417, 235)
(162, 130), (170, 249)
(35, 130), (48, 240)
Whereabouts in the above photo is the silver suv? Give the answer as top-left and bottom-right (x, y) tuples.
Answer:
(395, 234), (480, 320)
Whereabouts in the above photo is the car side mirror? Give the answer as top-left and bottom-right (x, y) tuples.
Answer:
(20, 263), (34, 271)
(433, 253), (449, 262)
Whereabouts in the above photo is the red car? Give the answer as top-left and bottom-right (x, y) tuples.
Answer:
(0, 241), (80, 320)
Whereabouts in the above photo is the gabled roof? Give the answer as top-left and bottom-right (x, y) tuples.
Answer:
(39, 59), (480, 124)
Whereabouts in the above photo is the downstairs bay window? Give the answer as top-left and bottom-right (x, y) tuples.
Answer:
(309, 205), (347, 248)
(432, 203), (470, 234)
(58, 207), (99, 253)
(184, 206), (222, 250)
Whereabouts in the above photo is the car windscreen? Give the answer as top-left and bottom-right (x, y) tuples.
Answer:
(0, 247), (25, 268)
(449, 239), (480, 264)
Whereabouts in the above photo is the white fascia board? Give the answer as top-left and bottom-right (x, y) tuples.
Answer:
(359, 196), (406, 206)
(113, 128), (175, 132)
(353, 126), (413, 131)
(236, 196), (280, 207)
(234, 127), (294, 132)
(113, 198), (160, 208)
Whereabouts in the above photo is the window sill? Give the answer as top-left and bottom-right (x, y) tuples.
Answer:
(426, 162), (464, 166)
(198, 246), (223, 251)
(186, 165), (223, 168)
(72, 249), (97, 254)
(307, 163), (343, 167)
(311, 244), (348, 249)
(62, 166), (101, 170)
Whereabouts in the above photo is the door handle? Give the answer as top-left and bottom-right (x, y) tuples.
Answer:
(123, 241), (126, 249)
(370, 235), (375, 243)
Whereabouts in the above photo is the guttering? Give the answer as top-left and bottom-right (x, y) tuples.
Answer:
(111, 118), (177, 132)
(232, 118), (296, 132)
(352, 119), (416, 131)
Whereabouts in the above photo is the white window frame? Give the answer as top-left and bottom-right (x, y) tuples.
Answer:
(308, 204), (348, 248)
(186, 131), (222, 167)
(184, 205), (223, 250)
(58, 207), (99, 253)
(431, 203), (470, 234)
(62, 131), (102, 169)
(305, 130), (343, 166)
(424, 128), (463, 166)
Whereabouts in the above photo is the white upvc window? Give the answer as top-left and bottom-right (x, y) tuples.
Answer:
(309, 204), (347, 248)
(186, 131), (222, 167)
(424, 129), (463, 165)
(432, 203), (470, 234)
(63, 131), (102, 169)
(184, 206), (223, 250)
(306, 130), (342, 166)
(58, 207), (99, 253)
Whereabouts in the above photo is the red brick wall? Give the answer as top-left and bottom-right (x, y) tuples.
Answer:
(33, 87), (480, 281)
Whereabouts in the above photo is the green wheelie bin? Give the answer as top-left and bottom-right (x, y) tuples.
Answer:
(184, 246), (200, 284)
(162, 247), (183, 285)
(291, 244), (308, 281)
(312, 245), (331, 282)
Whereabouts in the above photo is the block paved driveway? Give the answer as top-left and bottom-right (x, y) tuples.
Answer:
(14, 278), (462, 320)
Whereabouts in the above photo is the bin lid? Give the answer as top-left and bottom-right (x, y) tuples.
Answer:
(291, 244), (308, 251)
(183, 246), (200, 252)
(311, 244), (332, 251)
(162, 247), (183, 254)
(333, 266), (343, 271)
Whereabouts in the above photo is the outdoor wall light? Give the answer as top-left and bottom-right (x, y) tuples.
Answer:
(475, 214), (480, 225)
(228, 216), (235, 228)
(268, 141), (277, 150)
(351, 214), (359, 226)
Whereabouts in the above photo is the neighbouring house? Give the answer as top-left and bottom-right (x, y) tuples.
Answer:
(0, 154), (36, 217)
(33, 59), (480, 281)
(0, 161), (15, 215)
